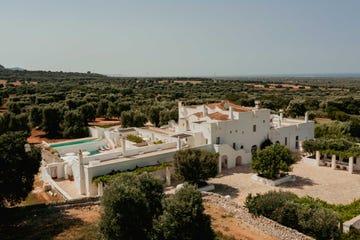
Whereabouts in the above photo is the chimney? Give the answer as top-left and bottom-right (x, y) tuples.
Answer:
(177, 136), (182, 150)
(203, 105), (208, 117)
(121, 137), (126, 156)
(228, 106), (233, 120)
(178, 101), (182, 117)
(78, 150), (85, 195)
(279, 109), (284, 127)
(255, 100), (260, 109)
(305, 112), (309, 123)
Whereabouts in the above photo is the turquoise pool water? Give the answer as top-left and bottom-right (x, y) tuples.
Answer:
(50, 138), (98, 148)
(88, 150), (100, 156)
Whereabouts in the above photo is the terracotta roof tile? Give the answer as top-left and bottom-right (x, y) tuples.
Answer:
(193, 112), (204, 118)
(207, 112), (229, 121)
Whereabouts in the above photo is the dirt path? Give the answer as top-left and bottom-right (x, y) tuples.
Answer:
(204, 202), (278, 240)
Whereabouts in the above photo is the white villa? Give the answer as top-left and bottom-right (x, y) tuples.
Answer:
(41, 100), (314, 198)
(177, 100), (314, 168)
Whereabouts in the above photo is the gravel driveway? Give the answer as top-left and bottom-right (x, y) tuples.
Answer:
(208, 161), (360, 205)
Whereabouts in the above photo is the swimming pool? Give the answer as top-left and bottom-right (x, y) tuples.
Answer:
(50, 138), (99, 148)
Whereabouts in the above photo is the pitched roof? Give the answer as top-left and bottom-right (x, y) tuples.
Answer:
(207, 112), (229, 121)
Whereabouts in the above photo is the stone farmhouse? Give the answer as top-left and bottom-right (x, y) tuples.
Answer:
(41, 100), (314, 198)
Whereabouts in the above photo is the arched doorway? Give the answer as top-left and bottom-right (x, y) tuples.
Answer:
(236, 156), (242, 166)
(221, 155), (228, 169)
(251, 145), (258, 154)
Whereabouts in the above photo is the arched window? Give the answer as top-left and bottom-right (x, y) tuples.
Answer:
(251, 145), (257, 153)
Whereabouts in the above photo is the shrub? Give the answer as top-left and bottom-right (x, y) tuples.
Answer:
(245, 191), (297, 217)
(342, 228), (360, 240)
(153, 140), (164, 144)
(251, 144), (295, 179)
(153, 183), (215, 240)
(245, 191), (341, 240)
(126, 134), (144, 143)
(93, 162), (170, 184)
(99, 174), (214, 240)
(99, 173), (164, 240)
(173, 149), (218, 185)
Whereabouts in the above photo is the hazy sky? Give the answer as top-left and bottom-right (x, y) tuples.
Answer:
(1, 0), (360, 76)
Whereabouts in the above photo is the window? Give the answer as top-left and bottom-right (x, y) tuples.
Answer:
(235, 130), (238, 133)
(230, 130), (232, 134)
(285, 137), (288, 145)
(240, 145), (244, 149)
(295, 136), (299, 149)
(253, 125), (256, 132)
(216, 137), (220, 144)
(263, 120), (265, 123)
(233, 142), (236, 150)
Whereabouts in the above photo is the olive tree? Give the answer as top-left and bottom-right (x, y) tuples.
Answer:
(173, 149), (218, 185)
(0, 131), (41, 207)
(154, 183), (215, 240)
(99, 173), (164, 240)
(251, 144), (296, 179)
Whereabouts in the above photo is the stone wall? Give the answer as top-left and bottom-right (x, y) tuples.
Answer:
(203, 192), (313, 240)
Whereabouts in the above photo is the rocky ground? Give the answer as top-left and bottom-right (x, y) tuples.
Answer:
(203, 192), (313, 240)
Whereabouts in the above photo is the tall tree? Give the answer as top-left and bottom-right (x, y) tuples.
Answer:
(63, 110), (88, 138)
(28, 106), (43, 128)
(42, 106), (62, 137)
(96, 99), (109, 118)
(79, 103), (96, 124)
(148, 106), (162, 127)
(0, 131), (41, 207)
(154, 183), (215, 240)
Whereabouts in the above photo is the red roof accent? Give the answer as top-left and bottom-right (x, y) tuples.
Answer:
(207, 112), (229, 121)
(193, 112), (204, 118)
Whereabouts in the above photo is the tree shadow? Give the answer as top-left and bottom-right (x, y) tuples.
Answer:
(279, 176), (317, 189)
(0, 203), (95, 240)
(211, 183), (240, 198)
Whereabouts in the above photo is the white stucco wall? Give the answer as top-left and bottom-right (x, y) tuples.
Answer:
(269, 121), (314, 151)
(82, 144), (214, 196)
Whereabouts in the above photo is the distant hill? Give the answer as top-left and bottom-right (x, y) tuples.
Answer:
(0, 64), (4, 69)
(0, 67), (107, 82)
(7, 67), (26, 71)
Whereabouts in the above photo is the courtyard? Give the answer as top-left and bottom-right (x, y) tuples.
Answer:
(209, 160), (360, 205)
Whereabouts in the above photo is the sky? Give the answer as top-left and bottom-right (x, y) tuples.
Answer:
(1, 0), (360, 76)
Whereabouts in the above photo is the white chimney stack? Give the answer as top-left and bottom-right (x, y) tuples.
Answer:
(279, 109), (284, 127)
(228, 106), (233, 120)
(305, 112), (309, 123)
(178, 101), (182, 117)
(78, 150), (85, 195)
(203, 105), (208, 117)
(121, 137), (126, 156)
(255, 100), (260, 109)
